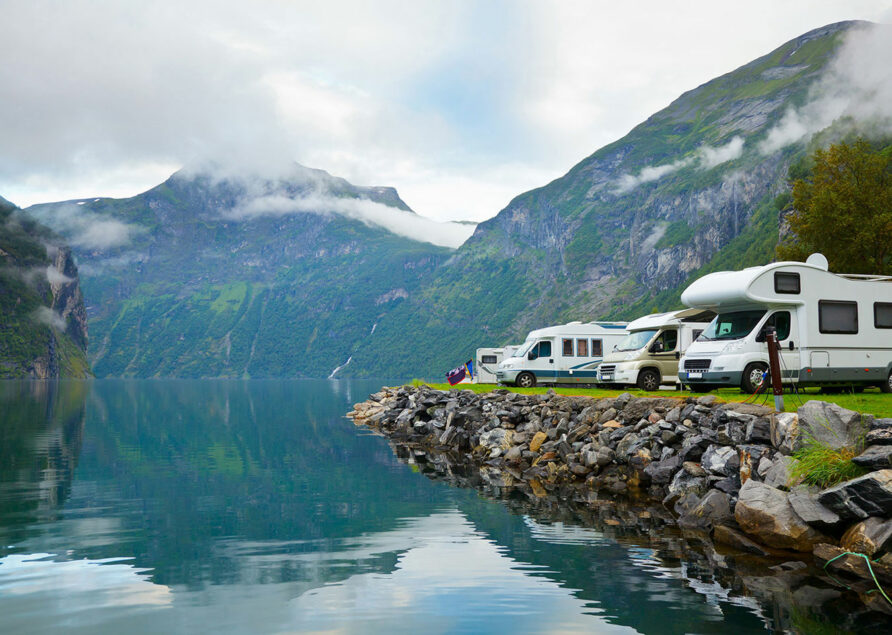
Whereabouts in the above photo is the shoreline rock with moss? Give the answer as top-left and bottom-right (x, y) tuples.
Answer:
(349, 385), (892, 605)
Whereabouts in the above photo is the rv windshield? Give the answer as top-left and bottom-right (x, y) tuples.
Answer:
(698, 310), (766, 341)
(513, 341), (535, 357)
(615, 330), (658, 352)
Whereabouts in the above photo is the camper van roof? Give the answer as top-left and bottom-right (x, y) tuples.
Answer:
(626, 308), (714, 331)
(526, 320), (628, 339)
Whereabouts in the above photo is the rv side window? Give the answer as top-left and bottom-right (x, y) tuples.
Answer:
(875, 303), (892, 329)
(659, 330), (678, 352)
(758, 311), (792, 341)
(481, 355), (498, 364)
(692, 329), (703, 341)
(538, 341), (552, 357)
(819, 300), (858, 334)
(774, 272), (800, 294)
(576, 338), (588, 356)
(591, 339), (603, 357)
(562, 339), (573, 356)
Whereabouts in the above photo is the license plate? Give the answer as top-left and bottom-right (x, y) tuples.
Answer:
(601, 374), (613, 380)
(687, 372), (703, 379)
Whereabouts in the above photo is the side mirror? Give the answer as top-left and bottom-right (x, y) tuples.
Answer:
(651, 341), (664, 353)
(528, 351), (537, 361)
(756, 329), (766, 343)
(612, 345), (617, 351)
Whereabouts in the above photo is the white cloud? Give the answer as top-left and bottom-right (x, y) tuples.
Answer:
(34, 306), (67, 331)
(45, 265), (73, 285)
(759, 23), (892, 154)
(614, 136), (745, 193)
(226, 193), (476, 249)
(26, 203), (137, 250)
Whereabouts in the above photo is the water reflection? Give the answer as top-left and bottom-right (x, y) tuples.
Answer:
(0, 380), (886, 633)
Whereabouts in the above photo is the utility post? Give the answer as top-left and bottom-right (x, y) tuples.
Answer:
(765, 326), (784, 412)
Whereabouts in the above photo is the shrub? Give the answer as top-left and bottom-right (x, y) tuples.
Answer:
(790, 441), (867, 489)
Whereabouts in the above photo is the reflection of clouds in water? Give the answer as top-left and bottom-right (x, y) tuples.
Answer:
(522, 516), (609, 547)
(287, 510), (631, 634)
(0, 553), (171, 633)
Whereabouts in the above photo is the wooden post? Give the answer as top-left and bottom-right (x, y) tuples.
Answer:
(765, 327), (784, 412)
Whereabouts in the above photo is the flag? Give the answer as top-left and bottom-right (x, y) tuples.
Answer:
(446, 359), (473, 386)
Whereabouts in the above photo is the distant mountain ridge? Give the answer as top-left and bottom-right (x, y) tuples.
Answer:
(25, 164), (455, 377)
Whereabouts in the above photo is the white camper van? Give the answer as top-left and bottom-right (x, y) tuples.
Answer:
(496, 321), (628, 387)
(597, 309), (714, 390)
(474, 346), (519, 384)
(678, 254), (892, 393)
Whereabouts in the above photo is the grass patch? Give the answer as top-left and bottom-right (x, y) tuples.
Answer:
(410, 383), (892, 417)
(790, 441), (867, 489)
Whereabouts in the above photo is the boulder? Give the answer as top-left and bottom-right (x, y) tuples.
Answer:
(814, 543), (892, 585)
(701, 445), (739, 477)
(866, 427), (892, 446)
(529, 431), (547, 452)
(762, 455), (800, 490)
(713, 525), (770, 556)
(479, 428), (513, 452)
(840, 517), (892, 558)
(852, 445), (892, 470)
(745, 417), (772, 444)
(734, 480), (828, 551)
(643, 455), (682, 484)
(818, 469), (892, 520)
(678, 490), (733, 531)
(787, 486), (845, 533)
(664, 469), (707, 504)
(770, 412), (799, 454)
(795, 401), (869, 450)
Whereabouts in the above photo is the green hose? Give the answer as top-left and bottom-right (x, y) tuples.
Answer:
(823, 551), (892, 605)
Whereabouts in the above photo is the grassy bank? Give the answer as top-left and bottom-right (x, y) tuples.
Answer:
(416, 382), (892, 418)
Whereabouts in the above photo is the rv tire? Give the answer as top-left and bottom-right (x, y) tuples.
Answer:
(516, 372), (536, 388)
(636, 369), (660, 392)
(686, 384), (714, 393)
(741, 363), (767, 394)
(881, 371), (892, 393)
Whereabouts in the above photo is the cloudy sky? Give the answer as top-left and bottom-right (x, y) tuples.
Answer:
(1, 0), (890, 222)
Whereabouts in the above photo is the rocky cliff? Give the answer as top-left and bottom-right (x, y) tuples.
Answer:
(0, 198), (90, 378)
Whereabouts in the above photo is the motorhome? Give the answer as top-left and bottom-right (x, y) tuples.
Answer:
(678, 254), (892, 393)
(473, 346), (519, 384)
(496, 321), (628, 387)
(597, 309), (714, 390)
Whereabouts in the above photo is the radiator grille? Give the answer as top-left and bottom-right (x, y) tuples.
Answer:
(683, 359), (711, 371)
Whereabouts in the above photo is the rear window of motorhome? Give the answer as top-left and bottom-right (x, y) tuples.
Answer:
(591, 339), (603, 357)
(577, 339), (588, 356)
(563, 339), (573, 356)
(819, 300), (858, 334)
(774, 272), (800, 294)
(481, 355), (498, 364)
(875, 302), (892, 329)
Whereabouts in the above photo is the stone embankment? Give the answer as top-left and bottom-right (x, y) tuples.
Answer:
(349, 386), (892, 599)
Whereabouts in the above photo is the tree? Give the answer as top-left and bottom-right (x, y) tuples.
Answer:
(777, 138), (892, 274)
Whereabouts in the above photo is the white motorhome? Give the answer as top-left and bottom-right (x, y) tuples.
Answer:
(496, 321), (628, 387)
(597, 309), (714, 390)
(473, 346), (519, 384)
(678, 254), (892, 393)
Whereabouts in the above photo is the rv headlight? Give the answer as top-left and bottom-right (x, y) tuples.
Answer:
(722, 340), (746, 354)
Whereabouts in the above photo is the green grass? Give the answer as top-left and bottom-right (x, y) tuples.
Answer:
(790, 441), (867, 489)
(413, 383), (892, 417)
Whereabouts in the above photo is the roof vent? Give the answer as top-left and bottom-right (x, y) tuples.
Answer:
(806, 253), (829, 271)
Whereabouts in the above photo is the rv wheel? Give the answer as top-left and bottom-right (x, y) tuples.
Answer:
(636, 369), (660, 392)
(516, 372), (536, 388)
(741, 363), (767, 394)
(881, 371), (892, 394)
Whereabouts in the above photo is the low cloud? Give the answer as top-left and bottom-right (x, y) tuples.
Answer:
(25, 203), (137, 249)
(34, 306), (67, 331)
(225, 192), (476, 249)
(615, 136), (745, 193)
(759, 23), (892, 154)
(45, 265), (73, 285)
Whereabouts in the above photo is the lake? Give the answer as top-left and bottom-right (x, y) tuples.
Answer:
(0, 380), (863, 633)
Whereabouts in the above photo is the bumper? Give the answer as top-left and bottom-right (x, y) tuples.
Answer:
(496, 370), (519, 384)
(598, 367), (638, 384)
(678, 369), (743, 386)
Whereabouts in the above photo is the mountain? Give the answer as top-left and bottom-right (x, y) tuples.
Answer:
(347, 21), (871, 378)
(0, 197), (90, 378)
(25, 165), (460, 377)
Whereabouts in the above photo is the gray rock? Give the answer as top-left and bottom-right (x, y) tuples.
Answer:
(614, 392), (633, 410)
(598, 408), (618, 424)
(763, 455), (800, 490)
(787, 486), (844, 532)
(713, 475), (741, 495)
(757, 456), (773, 478)
(745, 417), (772, 444)
(665, 406), (682, 423)
(683, 461), (707, 477)
(865, 428), (892, 446)
(818, 469), (892, 520)
(504, 446), (523, 461)
(479, 427), (514, 451)
(770, 412), (799, 454)
(734, 480), (828, 551)
(870, 417), (892, 430)
(713, 525), (770, 556)
(643, 455), (682, 484)
(852, 445), (892, 470)
(697, 395), (717, 406)
(796, 400), (869, 450)
(701, 445), (739, 477)
(840, 517), (892, 558)
(678, 489), (732, 530)
(665, 469), (707, 503)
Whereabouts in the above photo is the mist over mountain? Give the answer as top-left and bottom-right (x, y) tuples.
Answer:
(25, 165), (462, 377)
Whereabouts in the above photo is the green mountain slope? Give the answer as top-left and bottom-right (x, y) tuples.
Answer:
(0, 197), (90, 378)
(349, 21), (865, 378)
(26, 166), (454, 377)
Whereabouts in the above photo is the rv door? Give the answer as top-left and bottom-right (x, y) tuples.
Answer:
(527, 339), (556, 383)
(758, 310), (800, 382)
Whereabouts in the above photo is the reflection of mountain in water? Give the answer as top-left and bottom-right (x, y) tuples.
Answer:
(0, 381), (87, 553)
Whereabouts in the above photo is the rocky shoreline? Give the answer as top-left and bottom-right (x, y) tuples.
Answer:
(348, 385), (892, 613)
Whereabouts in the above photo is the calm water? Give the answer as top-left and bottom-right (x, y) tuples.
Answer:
(0, 379), (864, 633)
